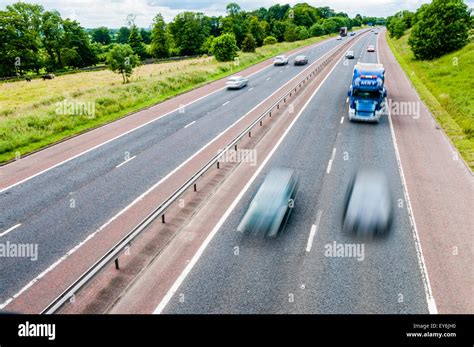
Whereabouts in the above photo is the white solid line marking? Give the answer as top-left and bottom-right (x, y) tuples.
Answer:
(248, 87), (254, 91)
(305, 211), (322, 253)
(266, 77), (271, 81)
(154, 38), (355, 314)
(184, 121), (196, 128)
(346, 97), (349, 103)
(0, 223), (21, 237)
(222, 101), (230, 106)
(326, 148), (337, 174)
(376, 30), (437, 314)
(115, 155), (136, 168)
(340, 116), (344, 124)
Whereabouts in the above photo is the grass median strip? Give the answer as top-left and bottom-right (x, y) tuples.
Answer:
(386, 31), (473, 170)
(0, 32), (347, 164)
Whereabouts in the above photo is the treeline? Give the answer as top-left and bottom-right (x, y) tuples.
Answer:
(386, 0), (472, 60)
(0, 2), (98, 77)
(0, 2), (384, 78)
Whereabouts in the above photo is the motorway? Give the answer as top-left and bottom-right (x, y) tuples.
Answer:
(159, 31), (431, 313)
(0, 32), (362, 307)
(2, 28), (472, 314)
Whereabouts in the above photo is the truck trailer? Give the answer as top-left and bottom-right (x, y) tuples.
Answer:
(347, 63), (388, 123)
(339, 27), (348, 37)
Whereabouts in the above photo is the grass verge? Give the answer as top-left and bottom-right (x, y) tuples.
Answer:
(386, 30), (473, 170)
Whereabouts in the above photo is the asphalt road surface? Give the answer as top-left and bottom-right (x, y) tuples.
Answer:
(162, 32), (430, 314)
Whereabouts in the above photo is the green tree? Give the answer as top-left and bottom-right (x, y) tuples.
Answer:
(116, 26), (131, 44)
(408, 0), (471, 60)
(201, 36), (215, 54)
(387, 16), (407, 39)
(321, 18), (338, 33)
(292, 3), (318, 28)
(140, 28), (151, 44)
(267, 4), (290, 21)
(150, 13), (169, 58)
(248, 16), (264, 46)
(106, 44), (139, 83)
(221, 4), (248, 46)
(128, 25), (146, 59)
(41, 10), (64, 69)
(263, 36), (277, 45)
(269, 20), (287, 42)
(310, 23), (325, 36)
(317, 6), (336, 19)
(242, 33), (257, 52)
(168, 12), (211, 55)
(295, 26), (310, 40)
(91, 27), (111, 44)
(211, 33), (239, 61)
(0, 2), (44, 76)
(284, 23), (298, 42)
(62, 19), (98, 67)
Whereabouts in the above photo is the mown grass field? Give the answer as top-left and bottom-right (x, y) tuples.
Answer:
(386, 30), (474, 170)
(0, 32), (344, 164)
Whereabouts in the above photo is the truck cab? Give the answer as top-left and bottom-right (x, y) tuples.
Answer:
(347, 63), (388, 123)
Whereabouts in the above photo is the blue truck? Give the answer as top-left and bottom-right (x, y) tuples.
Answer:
(347, 63), (388, 123)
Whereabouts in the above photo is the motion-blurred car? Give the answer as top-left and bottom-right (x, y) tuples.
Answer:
(226, 76), (248, 89)
(274, 55), (289, 66)
(367, 45), (375, 52)
(337, 36), (342, 40)
(350, 32), (356, 36)
(345, 51), (355, 59)
(294, 55), (308, 65)
(342, 169), (393, 236)
(237, 168), (298, 237)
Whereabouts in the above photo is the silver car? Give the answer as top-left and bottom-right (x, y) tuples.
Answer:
(274, 55), (289, 66)
(342, 169), (393, 237)
(226, 76), (248, 89)
(237, 168), (298, 237)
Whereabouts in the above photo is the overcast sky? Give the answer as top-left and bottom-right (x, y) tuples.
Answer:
(1, 0), (473, 28)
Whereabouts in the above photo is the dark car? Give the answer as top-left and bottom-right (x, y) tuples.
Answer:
(350, 32), (356, 36)
(342, 169), (393, 237)
(237, 168), (298, 237)
(294, 55), (308, 66)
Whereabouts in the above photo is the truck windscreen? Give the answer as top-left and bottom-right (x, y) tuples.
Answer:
(353, 90), (382, 100)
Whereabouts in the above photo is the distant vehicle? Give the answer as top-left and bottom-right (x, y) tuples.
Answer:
(237, 168), (298, 237)
(345, 51), (355, 59)
(294, 55), (308, 65)
(226, 76), (248, 89)
(350, 32), (356, 36)
(347, 63), (388, 122)
(342, 169), (393, 237)
(374, 31), (379, 35)
(336, 36), (342, 40)
(367, 45), (375, 52)
(339, 27), (348, 37)
(274, 55), (289, 66)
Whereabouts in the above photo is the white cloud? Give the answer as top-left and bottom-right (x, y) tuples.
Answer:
(1, 0), (473, 28)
